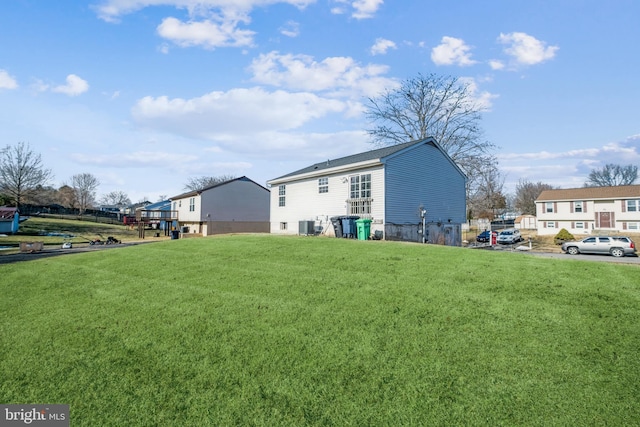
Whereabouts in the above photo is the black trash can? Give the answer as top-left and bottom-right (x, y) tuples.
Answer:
(330, 216), (343, 238)
(170, 230), (180, 239)
(341, 216), (360, 238)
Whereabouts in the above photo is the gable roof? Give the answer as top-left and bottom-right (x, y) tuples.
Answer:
(0, 206), (18, 220)
(170, 176), (269, 200)
(536, 185), (640, 202)
(268, 137), (464, 184)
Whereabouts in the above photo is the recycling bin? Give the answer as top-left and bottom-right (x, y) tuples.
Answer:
(356, 218), (372, 240)
(341, 216), (359, 238)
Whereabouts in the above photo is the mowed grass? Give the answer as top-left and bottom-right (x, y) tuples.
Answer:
(1, 235), (639, 426)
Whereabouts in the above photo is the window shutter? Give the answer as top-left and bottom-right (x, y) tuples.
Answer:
(571, 221), (574, 228)
(622, 200), (626, 212)
(623, 222), (627, 230)
(554, 202), (557, 213)
(583, 201), (587, 213)
(555, 221), (559, 228)
(543, 222), (546, 228)
(570, 202), (574, 213)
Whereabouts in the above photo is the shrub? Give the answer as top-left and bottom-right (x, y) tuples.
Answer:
(554, 228), (575, 245)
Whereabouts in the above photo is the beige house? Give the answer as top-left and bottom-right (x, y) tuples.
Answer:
(535, 185), (640, 235)
(170, 176), (270, 236)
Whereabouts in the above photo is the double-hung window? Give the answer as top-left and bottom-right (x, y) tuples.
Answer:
(627, 199), (639, 212)
(278, 185), (286, 207)
(318, 178), (328, 193)
(348, 174), (372, 215)
(574, 201), (583, 213)
(545, 202), (554, 213)
(189, 197), (195, 212)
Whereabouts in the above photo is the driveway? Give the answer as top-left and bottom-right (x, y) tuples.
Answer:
(471, 242), (640, 265)
(523, 250), (640, 265)
(0, 241), (155, 265)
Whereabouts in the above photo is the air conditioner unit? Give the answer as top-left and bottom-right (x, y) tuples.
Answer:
(298, 220), (315, 236)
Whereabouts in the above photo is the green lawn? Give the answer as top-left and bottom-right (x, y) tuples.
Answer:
(1, 235), (639, 426)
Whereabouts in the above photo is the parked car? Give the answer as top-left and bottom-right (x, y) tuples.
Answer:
(496, 228), (522, 244)
(561, 236), (637, 257)
(477, 230), (492, 243)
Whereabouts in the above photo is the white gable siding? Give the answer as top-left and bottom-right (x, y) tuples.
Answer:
(174, 195), (201, 222)
(384, 142), (465, 224)
(270, 166), (385, 234)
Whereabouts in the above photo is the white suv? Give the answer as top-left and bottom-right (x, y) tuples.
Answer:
(496, 228), (522, 244)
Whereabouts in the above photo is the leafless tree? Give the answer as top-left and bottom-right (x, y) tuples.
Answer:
(0, 142), (53, 208)
(514, 179), (555, 215)
(365, 73), (495, 188)
(467, 163), (506, 220)
(184, 175), (237, 191)
(100, 190), (131, 208)
(56, 185), (77, 208)
(585, 164), (638, 187)
(71, 173), (100, 215)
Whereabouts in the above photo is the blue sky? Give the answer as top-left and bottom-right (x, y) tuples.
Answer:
(1, 0), (639, 203)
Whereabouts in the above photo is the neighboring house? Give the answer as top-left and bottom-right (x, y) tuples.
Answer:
(137, 200), (174, 232)
(267, 137), (467, 245)
(0, 206), (20, 234)
(124, 201), (151, 215)
(514, 214), (537, 230)
(98, 205), (122, 213)
(535, 185), (640, 235)
(170, 176), (270, 236)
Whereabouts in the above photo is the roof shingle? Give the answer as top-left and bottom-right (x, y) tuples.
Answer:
(536, 185), (640, 201)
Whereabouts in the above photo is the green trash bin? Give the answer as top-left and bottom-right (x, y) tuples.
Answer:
(356, 218), (372, 240)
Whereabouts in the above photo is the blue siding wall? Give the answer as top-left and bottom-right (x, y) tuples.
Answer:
(384, 142), (466, 224)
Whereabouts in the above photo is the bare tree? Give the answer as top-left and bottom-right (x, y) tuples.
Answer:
(467, 163), (506, 220)
(100, 190), (131, 208)
(56, 185), (76, 208)
(585, 164), (638, 187)
(71, 173), (100, 215)
(184, 175), (237, 191)
(514, 179), (555, 215)
(365, 73), (495, 184)
(0, 142), (53, 208)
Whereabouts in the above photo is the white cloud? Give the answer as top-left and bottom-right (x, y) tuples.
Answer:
(131, 87), (346, 139)
(157, 16), (255, 49)
(370, 38), (396, 56)
(247, 51), (397, 98)
(52, 74), (89, 96)
(497, 32), (558, 67)
(94, 0), (317, 23)
(352, 0), (383, 19)
(72, 150), (199, 168)
(95, 1), (316, 49)
(459, 77), (498, 111)
(499, 135), (640, 191)
(431, 36), (476, 67)
(488, 60), (505, 70)
(0, 69), (18, 89)
(329, 0), (382, 19)
(279, 20), (300, 38)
